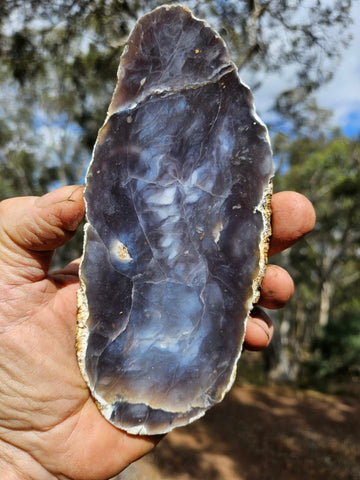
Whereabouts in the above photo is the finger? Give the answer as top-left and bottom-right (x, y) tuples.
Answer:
(0, 186), (85, 279)
(51, 258), (82, 286)
(244, 307), (273, 351)
(269, 191), (316, 256)
(52, 258), (81, 276)
(0, 186), (84, 252)
(258, 264), (294, 309)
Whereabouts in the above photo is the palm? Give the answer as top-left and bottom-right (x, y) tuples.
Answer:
(0, 269), (155, 480)
(0, 188), (156, 480)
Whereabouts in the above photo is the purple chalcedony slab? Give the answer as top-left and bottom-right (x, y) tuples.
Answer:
(77, 4), (273, 435)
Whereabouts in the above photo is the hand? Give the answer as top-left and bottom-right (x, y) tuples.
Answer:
(0, 186), (158, 480)
(0, 186), (315, 479)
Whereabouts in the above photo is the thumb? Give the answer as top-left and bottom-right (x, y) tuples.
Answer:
(0, 186), (85, 280)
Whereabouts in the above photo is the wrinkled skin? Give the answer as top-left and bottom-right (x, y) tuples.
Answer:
(0, 186), (315, 479)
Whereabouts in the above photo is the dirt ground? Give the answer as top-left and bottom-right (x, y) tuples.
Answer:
(117, 381), (360, 480)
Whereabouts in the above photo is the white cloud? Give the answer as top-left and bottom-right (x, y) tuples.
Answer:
(316, 2), (360, 129)
(241, 2), (360, 135)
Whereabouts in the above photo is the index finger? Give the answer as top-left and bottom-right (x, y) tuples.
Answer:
(269, 191), (316, 256)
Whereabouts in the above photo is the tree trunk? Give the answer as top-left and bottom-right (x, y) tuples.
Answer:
(263, 312), (299, 382)
(318, 280), (334, 327)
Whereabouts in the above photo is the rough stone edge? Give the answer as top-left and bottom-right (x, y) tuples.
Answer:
(76, 163), (273, 437)
(75, 4), (274, 435)
(106, 3), (235, 119)
(76, 222), (119, 423)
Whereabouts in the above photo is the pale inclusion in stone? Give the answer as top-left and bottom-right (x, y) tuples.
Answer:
(110, 239), (133, 264)
(77, 4), (274, 435)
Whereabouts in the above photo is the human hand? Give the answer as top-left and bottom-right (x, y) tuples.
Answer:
(0, 186), (315, 479)
(0, 186), (158, 480)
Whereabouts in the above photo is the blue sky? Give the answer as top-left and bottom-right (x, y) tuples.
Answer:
(316, 1), (360, 137)
(243, 1), (360, 138)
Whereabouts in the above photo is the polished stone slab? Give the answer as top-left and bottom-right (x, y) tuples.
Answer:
(77, 4), (273, 435)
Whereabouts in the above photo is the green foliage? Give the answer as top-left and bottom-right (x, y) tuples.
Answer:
(0, 1), (353, 192)
(0, 0), (352, 203)
(300, 315), (360, 390)
(272, 131), (360, 386)
(1, 0), (353, 112)
(275, 134), (360, 260)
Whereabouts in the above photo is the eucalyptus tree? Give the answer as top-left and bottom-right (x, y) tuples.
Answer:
(267, 131), (360, 382)
(0, 0), (352, 187)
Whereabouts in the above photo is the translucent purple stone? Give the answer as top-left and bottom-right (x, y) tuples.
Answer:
(77, 5), (273, 435)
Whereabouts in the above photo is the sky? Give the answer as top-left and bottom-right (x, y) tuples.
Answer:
(4, 1), (359, 141)
(316, 1), (360, 136)
(244, 1), (360, 138)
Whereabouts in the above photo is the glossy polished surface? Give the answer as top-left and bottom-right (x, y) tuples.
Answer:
(77, 5), (273, 435)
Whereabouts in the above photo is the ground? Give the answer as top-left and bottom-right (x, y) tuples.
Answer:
(117, 380), (360, 480)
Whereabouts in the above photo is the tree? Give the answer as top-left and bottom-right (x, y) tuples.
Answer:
(0, 0), (353, 158)
(266, 131), (360, 383)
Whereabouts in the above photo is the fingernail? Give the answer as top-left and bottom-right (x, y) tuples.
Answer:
(250, 306), (272, 339)
(68, 185), (85, 203)
(36, 186), (84, 208)
(249, 317), (271, 341)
